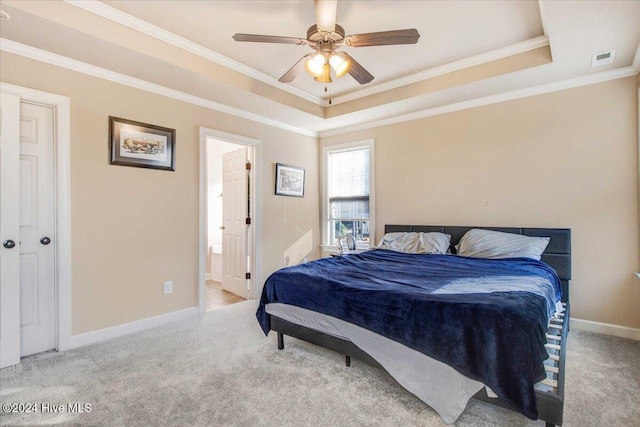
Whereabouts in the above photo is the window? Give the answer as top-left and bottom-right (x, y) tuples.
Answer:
(323, 140), (375, 249)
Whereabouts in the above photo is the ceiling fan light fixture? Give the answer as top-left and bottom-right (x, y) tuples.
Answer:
(305, 53), (325, 77)
(329, 53), (351, 78)
(314, 62), (332, 83)
(233, 1), (420, 86)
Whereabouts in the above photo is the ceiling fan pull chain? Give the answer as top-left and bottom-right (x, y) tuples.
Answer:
(325, 84), (333, 104)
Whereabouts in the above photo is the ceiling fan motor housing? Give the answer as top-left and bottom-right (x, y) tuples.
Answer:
(307, 24), (345, 43)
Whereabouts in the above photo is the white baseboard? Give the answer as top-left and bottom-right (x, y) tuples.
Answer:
(69, 306), (199, 349)
(570, 318), (640, 340)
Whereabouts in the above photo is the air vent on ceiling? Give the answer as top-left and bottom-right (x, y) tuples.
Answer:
(591, 50), (615, 67)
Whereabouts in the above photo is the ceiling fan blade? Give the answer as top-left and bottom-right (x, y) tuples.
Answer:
(345, 29), (420, 47)
(315, 0), (337, 33)
(279, 54), (313, 83)
(232, 33), (307, 45)
(340, 52), (374, 84)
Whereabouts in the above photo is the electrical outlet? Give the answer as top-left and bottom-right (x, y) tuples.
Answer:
(303, 257), (308, 263)
(163, 280), (173, 294)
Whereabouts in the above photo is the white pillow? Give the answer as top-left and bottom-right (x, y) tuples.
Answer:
(456, 229), (549, 260)
(376, 232), (451, 254)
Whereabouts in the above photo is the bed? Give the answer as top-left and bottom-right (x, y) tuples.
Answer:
(257, 225), (571, 426)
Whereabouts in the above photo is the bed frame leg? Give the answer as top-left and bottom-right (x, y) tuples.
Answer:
(277, 332), (284, 350)
(545, 422), (555, 427)
(345, 355), (351, 367)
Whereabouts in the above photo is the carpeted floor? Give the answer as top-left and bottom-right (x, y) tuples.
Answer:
(1, 300), (638, 426)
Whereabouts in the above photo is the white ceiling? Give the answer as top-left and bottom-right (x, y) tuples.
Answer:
(0, 0), (639, 136)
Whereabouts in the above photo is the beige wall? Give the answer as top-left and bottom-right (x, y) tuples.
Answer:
(1, 52), (320, 335)
(322, 77), (640, 329)
(2, 51), (638, 334)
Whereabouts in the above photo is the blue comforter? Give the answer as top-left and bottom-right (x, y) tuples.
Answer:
(256, 249), (562, 420)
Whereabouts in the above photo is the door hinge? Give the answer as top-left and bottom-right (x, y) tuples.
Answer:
(246, 162), (251, 171)
(246, 272), (251, 280)
(246, 217), (251, 225)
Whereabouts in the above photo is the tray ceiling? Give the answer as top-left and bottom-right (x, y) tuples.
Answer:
(0, 0), (638, 136)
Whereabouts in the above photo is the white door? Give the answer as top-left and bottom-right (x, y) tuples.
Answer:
(0, 93), (21, 368)
(19, 102), (56, 357)
(221, 147), (248, 298)
(0, 97), (56, 368)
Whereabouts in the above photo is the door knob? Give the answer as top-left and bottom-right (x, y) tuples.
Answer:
(220, 226), (225, 230)
(3, 240), (16, 249)
(40, 237), (51, 245)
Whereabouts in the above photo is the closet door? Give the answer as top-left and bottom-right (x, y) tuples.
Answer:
(19, 101), (56, 357)
(0, 96), (56, 368)
(0, 93), (21, 368)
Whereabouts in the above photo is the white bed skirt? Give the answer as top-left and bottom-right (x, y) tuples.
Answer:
(266, 303), (487, 424)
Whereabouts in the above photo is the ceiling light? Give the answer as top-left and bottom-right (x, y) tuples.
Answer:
(329, 53), (351, 78)
(305, 50), (350, 83)
(0, 10), (10, 20)
(314, 63), (332, 83)
(305, 53), (325, 77)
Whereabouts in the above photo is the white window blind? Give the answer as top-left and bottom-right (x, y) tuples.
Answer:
(327, 147), (371, 246)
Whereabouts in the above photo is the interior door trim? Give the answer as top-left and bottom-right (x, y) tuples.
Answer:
(0, 83), (72, 352)
(198, 127), (262, 314)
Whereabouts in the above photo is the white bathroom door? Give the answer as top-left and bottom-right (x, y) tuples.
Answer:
(221, 147), (248, 298)
(18, 101), (56, 357)
(0, 93), (22, 368)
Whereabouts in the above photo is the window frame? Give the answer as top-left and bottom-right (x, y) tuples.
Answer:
(321, 139), (375, 252)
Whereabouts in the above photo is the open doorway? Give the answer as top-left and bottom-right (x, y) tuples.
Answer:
(199, 128), (261, 314)
(206, 138), (250, 310)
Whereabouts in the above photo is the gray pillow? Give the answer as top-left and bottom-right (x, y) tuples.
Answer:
(376, 232), (451, 254)
(456, 229), (549, 260)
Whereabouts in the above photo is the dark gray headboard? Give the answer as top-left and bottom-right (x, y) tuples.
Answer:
(385, 225), (571, 303)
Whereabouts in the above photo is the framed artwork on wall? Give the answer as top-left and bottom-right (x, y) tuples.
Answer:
(109, 116), (176, 171)
(275, 163), (305, 197)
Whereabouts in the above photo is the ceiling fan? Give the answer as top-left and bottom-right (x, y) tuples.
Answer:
(232, 0), (420, 85)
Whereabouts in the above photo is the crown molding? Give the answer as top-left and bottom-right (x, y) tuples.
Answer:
(329, 36), (550, 106)
(4, 37), (635, 141)
(319, 66), (638, 138)
(0, 38), (318, 137)
(64, 0), (327, 107)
